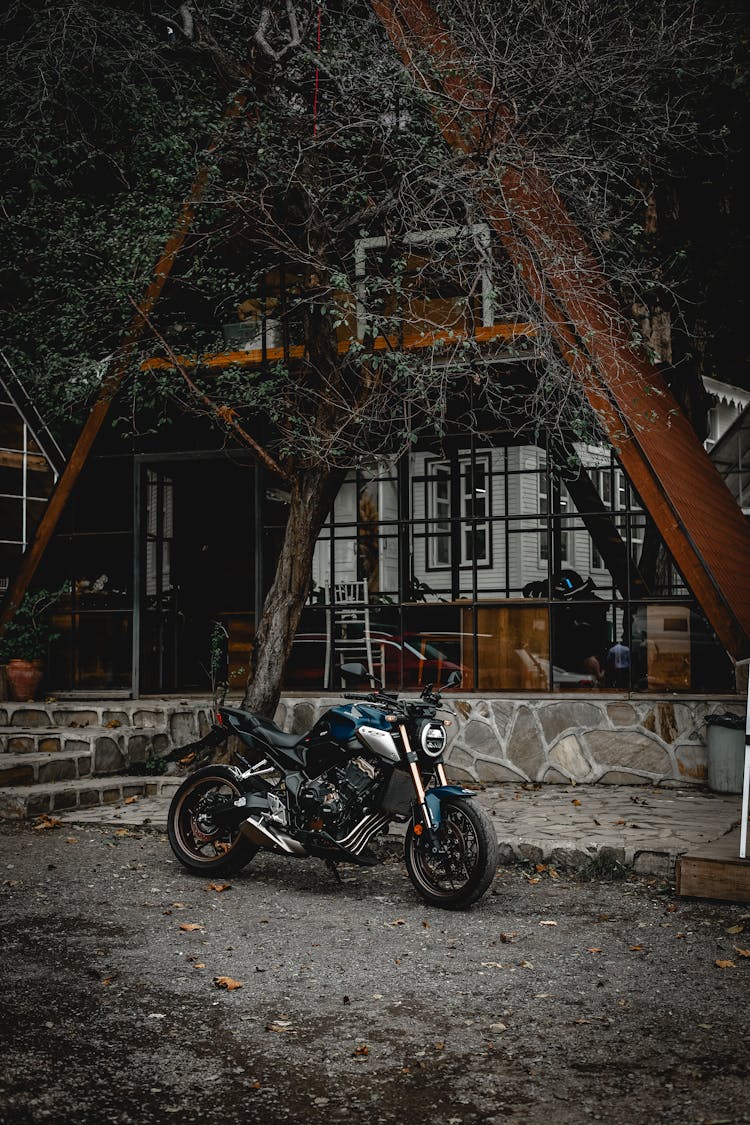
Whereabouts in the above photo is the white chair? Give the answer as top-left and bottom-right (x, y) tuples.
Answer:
(324, 580), (379, 688)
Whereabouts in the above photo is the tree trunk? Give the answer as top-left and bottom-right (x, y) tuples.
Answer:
(242, 464), (347, 717)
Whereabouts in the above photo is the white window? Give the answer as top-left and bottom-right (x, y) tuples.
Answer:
(538, 459), (569, 566)
(590, 467), (642, 569)
(427, 455), (490, 568)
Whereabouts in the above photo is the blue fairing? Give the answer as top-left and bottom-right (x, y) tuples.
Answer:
(425, 785), (475, 827)
(325, 703), (392, 743)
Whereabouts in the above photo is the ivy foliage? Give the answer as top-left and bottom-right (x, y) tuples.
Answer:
(1, 0), (747, 460)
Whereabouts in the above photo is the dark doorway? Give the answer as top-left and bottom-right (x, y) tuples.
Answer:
(139, 458), (255, 693)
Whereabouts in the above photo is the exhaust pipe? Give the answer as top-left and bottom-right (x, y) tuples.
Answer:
(240, 815), (308, 857)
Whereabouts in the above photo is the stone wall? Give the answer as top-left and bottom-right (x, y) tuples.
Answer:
(2, 694), (744, 786)
(273, 695), (746, 786)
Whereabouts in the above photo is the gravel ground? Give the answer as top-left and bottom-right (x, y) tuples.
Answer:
(1, 820), (749, 1125)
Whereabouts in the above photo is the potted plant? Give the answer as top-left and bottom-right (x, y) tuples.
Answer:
(0, 585), (68, 702)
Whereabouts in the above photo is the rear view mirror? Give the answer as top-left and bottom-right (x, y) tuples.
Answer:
(444, 670), (462, 689)
(340, 662), (369, 680)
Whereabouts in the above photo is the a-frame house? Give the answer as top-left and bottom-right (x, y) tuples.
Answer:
(2, 0), (749, 705)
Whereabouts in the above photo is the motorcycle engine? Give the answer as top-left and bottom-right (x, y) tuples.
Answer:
(298, 756), (382, 835)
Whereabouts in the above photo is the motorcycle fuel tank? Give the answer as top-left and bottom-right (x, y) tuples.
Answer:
(323, 703), (392, 743)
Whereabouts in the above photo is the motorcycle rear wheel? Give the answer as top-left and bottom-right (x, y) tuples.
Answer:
(404, 796), (498, 909)
(168, 765), (258, 874)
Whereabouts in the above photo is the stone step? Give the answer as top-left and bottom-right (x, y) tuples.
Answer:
(0, 701), (213, 746)
(0, 750), (95, 788)
(0, 726), (169, 773)
(0, 775), (181, 819)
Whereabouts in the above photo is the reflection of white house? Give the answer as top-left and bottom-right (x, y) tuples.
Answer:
(705, 378), (750, 519)
(313, 445), (644, 601)
(0, 365), (63, 598)
(703, 377), (750, 451)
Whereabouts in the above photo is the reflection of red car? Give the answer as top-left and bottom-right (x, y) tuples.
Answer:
(285, 629), (463, 691)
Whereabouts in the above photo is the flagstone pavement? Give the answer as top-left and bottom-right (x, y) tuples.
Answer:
(58, 781), (743, 879)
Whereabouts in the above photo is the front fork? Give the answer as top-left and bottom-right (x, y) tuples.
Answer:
(399, 724), (448, 838)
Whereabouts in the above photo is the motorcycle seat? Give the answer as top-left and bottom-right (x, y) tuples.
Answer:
(222, 708), (303, 750)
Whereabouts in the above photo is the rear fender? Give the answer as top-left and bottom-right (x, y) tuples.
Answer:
(424, 785), (475, 829)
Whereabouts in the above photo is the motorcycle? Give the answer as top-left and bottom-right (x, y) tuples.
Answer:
(167, 664), (498, 909)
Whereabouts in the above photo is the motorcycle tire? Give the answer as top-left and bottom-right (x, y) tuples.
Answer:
(168, 765), (258, 875)
(404, 796), (498, 910)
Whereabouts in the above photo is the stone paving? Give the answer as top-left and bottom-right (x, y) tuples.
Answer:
(58, 780), (742, 879)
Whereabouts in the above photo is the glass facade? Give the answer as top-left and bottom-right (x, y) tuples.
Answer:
(284, 442), (734, 694)
(39, 439), (734, 695)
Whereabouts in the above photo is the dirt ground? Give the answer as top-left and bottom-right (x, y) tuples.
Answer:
(1, 820), (748, 1125)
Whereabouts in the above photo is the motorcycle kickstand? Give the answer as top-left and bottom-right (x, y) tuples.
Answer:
(324, 859), (344, 885)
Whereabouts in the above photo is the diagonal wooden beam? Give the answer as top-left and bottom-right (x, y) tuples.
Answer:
(372, 0), (750, 661)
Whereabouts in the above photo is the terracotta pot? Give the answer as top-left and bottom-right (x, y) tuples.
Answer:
(5, 659), (44, 702)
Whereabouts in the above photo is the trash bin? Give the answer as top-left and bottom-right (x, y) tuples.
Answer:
(706, 712), (745, 793)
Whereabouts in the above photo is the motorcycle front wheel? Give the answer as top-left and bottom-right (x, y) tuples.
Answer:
(404, 796), (498, 910)
(167, 765), (258, 874)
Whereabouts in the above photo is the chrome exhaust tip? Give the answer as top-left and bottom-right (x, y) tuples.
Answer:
(240, 815), (308, 857)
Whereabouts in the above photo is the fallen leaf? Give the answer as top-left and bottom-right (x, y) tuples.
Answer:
(587, 948), (603, 954)
(524, 875), (541, 885)
(481, 961), (505, 968)
(171, 902), (187, 909)
(519, 960), (534, 970)
(214, 976), (244, 990)
(180, 752), (196, 766)
(124, 796), (139, 805)
(101, 976), (115, 986)
(206, 883), (232, 894)
(193, 963), (206, 970)
(734, 947), (750, 958)
(548, 866), (560, 880)
(499, 932), (517, 943)
(249, 1081), (261, 1091)
(65, 837), (78, 844)
(715, 960), (736, 970)
(615, 819), (626, 826)
(726, 924), (744, 935)
(434, 1042), (445, 1050)
(387, 918), (407, 927)
(105, 719), (122, 729)
(114, 828), (138, 838)
(354, 1044), (369, 1057)
(32, 814), (61, 831)
(179, 923), (203, 932)
(266, 1019), (293, 1032)
(488, 1022), (507, 1033)
(571, 799), (581, 807)
(629, 944), (644, 952)
(535, 863), (548, 873)
(539, 920), (557, 927)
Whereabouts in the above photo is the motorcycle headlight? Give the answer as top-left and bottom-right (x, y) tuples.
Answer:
(420, 722), (447, 758)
